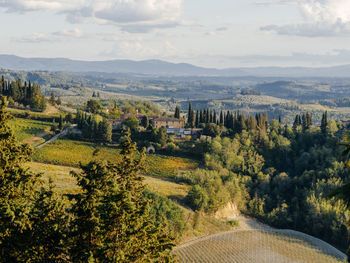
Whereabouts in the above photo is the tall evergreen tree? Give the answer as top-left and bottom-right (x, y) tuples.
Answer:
(69, 131), (174, 262)
(174, 105), (181, 119)
(0, 97), (69, 262)
(219, 111), (224, 125)
(321, 111), (328, 134)
(49, 92), (56, 106)
(187, 103), (195, 128)
(141, 115), (149, 129)
(195, 110), (199, 128)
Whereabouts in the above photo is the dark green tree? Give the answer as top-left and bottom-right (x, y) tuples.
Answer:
(141, 115), (149, 129)
(0, 96), (69, 262)
(187, 103), (195, 128)
(174, 105), (181, 119)
(321, 111), (328, 134)
(86, 99), (103, 114)
(58, 115), (64, 131)
(69, 131), (175, 262)
(49, 92), (56, 106)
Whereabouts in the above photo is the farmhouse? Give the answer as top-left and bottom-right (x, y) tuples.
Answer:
(152, 118), (185, 129)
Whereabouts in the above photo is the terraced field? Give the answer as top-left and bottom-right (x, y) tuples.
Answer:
(173, 229), (346, 263)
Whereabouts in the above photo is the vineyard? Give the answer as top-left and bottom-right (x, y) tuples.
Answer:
(33, 139), (198, 178)
(8, 118), (51, 143)
(173, 229), (346, 263)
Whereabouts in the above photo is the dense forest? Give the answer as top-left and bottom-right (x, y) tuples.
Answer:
(0, 76), (46, 111)
(177, 105), (350, 251)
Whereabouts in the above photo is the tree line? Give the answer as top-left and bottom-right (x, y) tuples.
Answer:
(0, 76), (46, 111)
(75, 110), (112, 143)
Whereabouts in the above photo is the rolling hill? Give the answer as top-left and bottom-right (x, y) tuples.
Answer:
(3, 54), (350, 77)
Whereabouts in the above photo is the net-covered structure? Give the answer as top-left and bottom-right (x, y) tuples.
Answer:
(173, 230), (346, 263)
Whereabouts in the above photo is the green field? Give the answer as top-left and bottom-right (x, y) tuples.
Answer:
(9, 118), (52, 143)
(33, 139), (198, 178)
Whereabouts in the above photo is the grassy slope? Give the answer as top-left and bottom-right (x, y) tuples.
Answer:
(33, 139), (198, 178)
(25, 161), (231, 243)
(9, 118), (52, 144)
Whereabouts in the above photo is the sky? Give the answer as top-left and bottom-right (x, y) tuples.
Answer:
(1, 0), (350, 68)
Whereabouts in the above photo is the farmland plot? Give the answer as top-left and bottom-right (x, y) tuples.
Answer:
(173, 229), (346, 263)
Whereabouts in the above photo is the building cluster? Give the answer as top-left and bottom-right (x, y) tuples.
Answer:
(110, 113), (202, 138)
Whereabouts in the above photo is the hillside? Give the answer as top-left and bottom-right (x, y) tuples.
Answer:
(3, 54), (350, 77)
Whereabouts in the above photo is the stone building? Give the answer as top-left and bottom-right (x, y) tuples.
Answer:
(152, 118), (185, 129)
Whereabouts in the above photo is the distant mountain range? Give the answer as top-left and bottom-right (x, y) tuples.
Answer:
(1, 54), (350, 78)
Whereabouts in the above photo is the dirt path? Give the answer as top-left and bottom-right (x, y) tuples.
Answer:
(35, 124), (77, 149)
(235, 215), (274, 231)
(23, 131), (51, 146)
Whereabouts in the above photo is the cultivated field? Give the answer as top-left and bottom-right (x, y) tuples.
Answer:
(25, 162), (191, 197)
(9, 118), (52, 144)
(33, 139), (198, 178)
(173, 229), (346, 263)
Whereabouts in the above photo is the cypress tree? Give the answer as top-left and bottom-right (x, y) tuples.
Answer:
(195, 110), (199, 127)
(141, 115), (149, 129)
(49, 92), (56, 106)
(187, 103), (195, 128)
(174, 105), (181, 119)
(321, 111), (328, 134)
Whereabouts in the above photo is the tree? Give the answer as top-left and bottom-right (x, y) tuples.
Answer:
(68, 131), (175, 262)
(329, 131), (350, 262)
(141, 115), (149, 129)
(123, 116), (139, 130)
(98, 119), (112, 143)
(153, 127), (168, 147)
(203, 123), (221, 137)
(321, 111), (328, 134)
(49, 92), (56, 106)
(327, 120), (338, 135)
(187, 103), (195, 128)
(58, 115), (64, 131)
(56, 97), (62, 106)
(86, 99), (103, 114)
(174, 105), (181, 119)
(0, 96), (69, 262)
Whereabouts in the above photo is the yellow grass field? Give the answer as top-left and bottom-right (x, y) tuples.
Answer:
(33, 139), (198, 178)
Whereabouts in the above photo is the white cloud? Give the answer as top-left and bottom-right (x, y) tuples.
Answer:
(261, 0), (350, 37)
(13, 28), (120, 43)
(0, 0), (84, 12)
(0, 0), (183, 32)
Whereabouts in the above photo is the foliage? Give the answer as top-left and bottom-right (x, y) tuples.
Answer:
(85, 99), (103, 113)
(75, 110), (112, 143)
(0, 76), (46, 111)
(143, 190), (185, 238)
(8, 118), (51, 142)
(0, 96), (69, 262)
(68, 131), (175, 262)
(122, 116), (139, 130)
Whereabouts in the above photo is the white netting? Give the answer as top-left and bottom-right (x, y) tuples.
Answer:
(173, 229), (347, 263)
